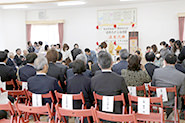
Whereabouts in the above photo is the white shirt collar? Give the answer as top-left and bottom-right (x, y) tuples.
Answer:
(27, 63), (34, 67)
(36, 73), (47, 76)
(0, 62), (6, 65)
(102, 69), (112, 72)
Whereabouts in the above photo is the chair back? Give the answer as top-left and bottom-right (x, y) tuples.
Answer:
(16, 80), (27, 90)
(6, 79), (16, 90)
(136, 84), (146, 97)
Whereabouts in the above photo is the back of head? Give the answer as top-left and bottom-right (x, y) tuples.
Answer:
(98, 51), (112, 69)
(165, 54), (177, 65)
(100, 41), (107, 49)
(57, 44), (61, 49)
(145, 52), (155, 62)
(72, 60), (86, 74)
(46, 49), (58, 63)
(4, 49), (9, 54)
(76, 54), (87, 64)
(58, 52), (63, 61)
(119, 49), (129, 60)
(0, 51), (8, 62)
(26, 53), (37, 64)
(38, 41), (43, 46)
(128, 55), (140, 71)
(44, 45), (49, 51)
(34, 56), (48, 71)
(84, 48), (90, 53)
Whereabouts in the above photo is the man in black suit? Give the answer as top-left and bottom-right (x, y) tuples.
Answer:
(0, 51), (17, 90)
(6, 52), (17, 72)
(71, 44), (82, 61)
(28, 56), (63, 104)
(46, 49), (66, 92)
(91, 63), (101, 76)
(27, 41), (35, 53)
(112, 49), (129, 75)
(145, 52), (159, 79)
(91, 51), (129, 114)
(14, 48), (26, 67)
(19, 53), (37, 82)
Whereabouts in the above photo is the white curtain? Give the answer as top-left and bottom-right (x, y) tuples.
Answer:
(31, 24), (59, 45)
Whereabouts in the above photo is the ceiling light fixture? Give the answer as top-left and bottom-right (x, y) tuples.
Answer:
(2, 5), (28, 9)
(58, 1), (86, 6)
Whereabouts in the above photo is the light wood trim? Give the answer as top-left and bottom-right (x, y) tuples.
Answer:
(26, 20), (64, 25)
(178, 13), (185, 17)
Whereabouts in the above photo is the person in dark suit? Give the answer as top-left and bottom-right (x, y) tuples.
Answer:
(28, 56), (63, 105)
(27, 41), (35, 53)
(112, 49), (129, 75)
(19, 53), (37, 82)
(0, 51), (17, 90)
(67, 60), (93, 109)
(175, 62), (185, 74)
(91, 63), (101, 76)
(71, 44), (82, 61)
(66, 54), (92, 79)
(6, 52), (17, 72)
(46, 49), (66, 92)
(91, 51), (129, 114)
(14, 48), (26, 67)
(145, 52), (159, 79)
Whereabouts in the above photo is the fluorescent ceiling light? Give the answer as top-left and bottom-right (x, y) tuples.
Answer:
(58, 1), (86, 6)
(2, 5), (28, 9)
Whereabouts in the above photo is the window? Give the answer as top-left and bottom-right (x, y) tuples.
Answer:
(31, 24), (59, 45)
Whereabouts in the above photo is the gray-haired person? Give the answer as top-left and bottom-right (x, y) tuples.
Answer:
(91, 51), (129, 114)
(112, 49), (129, 75)
(27, 56), (63, 105)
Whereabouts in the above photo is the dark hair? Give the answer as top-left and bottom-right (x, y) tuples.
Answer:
(119, 49), (129, 60)
(128, 55), (140, 71)
(38, 41), (43, 46)
(151, 44), (158, 53)
(145, 52), (155, 62)
(44, 45), (49, 51)
(58, 52), (63, 61)
(98, 51), (112, 69)
(169, 38), (175, 43)
(100, 41), (107, 49)
(160, 41), (166, 46)
(65, 57), (71, 66)
(135, 50), (140, 55)
(63, 43), (69, 51)
(146, 46), (151, 50)
(173, 40), (183, 53)
(72, 60), (86, 74)
(0, 51), (8, 62)
(16, 48), (21, 52)
(46, 49), (59, 63)
(34, 42), (38, 45)
(85, 48), (90, 53)
(99, 45), (104, 49)
(4, 49), (9, 54)
(57, 44), (61, 48)
(74, 44), (79, 48)
(27, 41), (31, 46)
(88, 60), (93, 64)
(165, 54), (177, 64)
(116, 57), (120, 61)
(26, 53), (37, 63)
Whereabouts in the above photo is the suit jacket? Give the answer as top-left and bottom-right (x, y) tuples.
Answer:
(67, 74), (93, 109)
(66, 68), (92, 79)
(91, 71), (129, 114)
(112, 60), (128, 75)
(152, 65), (185, 108)
(19, 64), (36, 82)
(0, 63), (17, 90)
(175, 63), (185, 74)
(28, 74), (63, 104)
(47, 63), (66, 92)
(55, 62), (68, 77)
(28, 46), (35, 53)
(178, 46), (185, 62)
(14, 55), (25, 67)
(91, 63), (101, 76)
(145, 63), (159, 79)
(71, 48), (82, 61)
(6, 58), (17, 72)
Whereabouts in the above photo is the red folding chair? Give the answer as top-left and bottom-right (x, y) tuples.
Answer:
(6, 79), (16, 90)
(55, 103), (94, 123)
(93, 108), (137, 123)
(137, 84), (147, 97)
(0, 102), (15, 123)
(128, 94), (164, 123)
(54, 91), (86, 109)
(148, 86), (179, 123)
(16, 80), (27, 90)
(93, 92), (127, 114)
(14, 101), (54, 123)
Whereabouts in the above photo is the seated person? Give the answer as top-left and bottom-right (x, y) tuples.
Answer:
(46, 49), (66, 92)
(28, 56), (63, 105)
(66, 54), (92, 79)
(121, 55), (151, 86)
(112, 49), (129, 75)
(19, 53), (37, 82)
(6, 52), (17, 72)
(67, 60), (93, 109)
(0, 51), (17, 90)
(91, 51), (129, 114)
(145, 52), (159, 79)
(152, 54), (185, 118)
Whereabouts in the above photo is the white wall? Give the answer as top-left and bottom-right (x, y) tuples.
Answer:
(0, 10), (26, 53)
(26, 0), (185, 53)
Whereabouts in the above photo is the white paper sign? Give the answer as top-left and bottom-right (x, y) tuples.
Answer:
(0, 92), (9, 104)
(0, 77), (6, 90)
(62, 94), (73, 110)
(32, 93), (42, 107)
(156, 88), (168, 102)
(144, 82), (151, 91)
(138, 97), (150, 115)
(102, 96), (114, 112)
(128, 86), (137, 96)
(22, 82), (28, 90)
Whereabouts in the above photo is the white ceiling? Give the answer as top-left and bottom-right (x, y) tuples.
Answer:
(0, 0), (182, 10)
